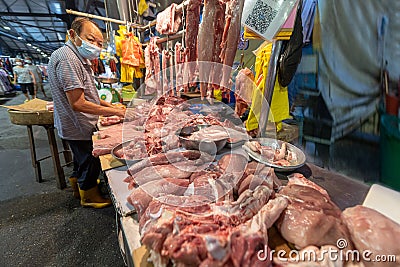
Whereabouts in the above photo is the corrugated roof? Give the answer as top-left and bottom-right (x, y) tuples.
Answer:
(0, 0), (115, 62)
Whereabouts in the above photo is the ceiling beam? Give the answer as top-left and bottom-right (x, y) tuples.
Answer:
(0, 36), (13, 55)
(45, 0), (65, 47)
(0, 30), (57, 53)
(31, 40), (65, 43)
(0, 12), (60, 17)
(0, 0), (11, 12)
(84, 0), (95, 13)
(0, 12), (69, 22)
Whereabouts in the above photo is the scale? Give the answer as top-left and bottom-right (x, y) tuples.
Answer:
(95, 77), (121, 103)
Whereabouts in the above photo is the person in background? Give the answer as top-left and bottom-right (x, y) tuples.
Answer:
(48, 17), (125, 209)
(25, 57), (48, 98)
(13, 58), (36, 102)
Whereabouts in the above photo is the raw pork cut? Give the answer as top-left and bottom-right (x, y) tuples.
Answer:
(342, 205), (400, 267)
(198, 0), (226, 99)
(127, 150), (203, 175)
(132, 164), (192, 185)
(156, 3), (182, 35)
(145, 37), (160, 95)
(127, 178), (189, 219)
(185, 0), (201, 85)
(99, 115), (122, 126)
(277, 183), (352, 249)
(92, 130), (143, 157)
(220, 0), (245, 87)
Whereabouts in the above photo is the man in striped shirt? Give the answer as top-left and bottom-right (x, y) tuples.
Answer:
(48, 17), (125, 208)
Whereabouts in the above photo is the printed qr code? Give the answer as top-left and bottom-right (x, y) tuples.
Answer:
(245, 0), (278, 34)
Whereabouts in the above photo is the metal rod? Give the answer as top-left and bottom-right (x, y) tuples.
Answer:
(66, 9), (156, 31)
(257, 40), (283, 138)
(156, 30), (185, 44)
(66, 9), (127, 25)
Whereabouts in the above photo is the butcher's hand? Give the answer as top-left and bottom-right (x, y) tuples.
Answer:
(114, 107), (126, 118)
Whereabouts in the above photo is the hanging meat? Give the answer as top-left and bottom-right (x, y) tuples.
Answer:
(185, 0), (202, 86)
(168, 49), (174, 96)
(220, 0), (245, 88)
(156, 3), (182, 35)
(109, 57), (117, 73)
(209, 1), (226, 88)
(235, 67), (255, 116)
(161, 50), (169, 96)
(144, 37), (160, 95)
(175, 42), (185, 94)
(198, 0), (224, 99)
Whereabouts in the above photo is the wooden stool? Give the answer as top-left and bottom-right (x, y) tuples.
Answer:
(26, 124), (72, 189)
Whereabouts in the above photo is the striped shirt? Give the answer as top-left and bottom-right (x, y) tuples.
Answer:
(48, 40), (100, 140)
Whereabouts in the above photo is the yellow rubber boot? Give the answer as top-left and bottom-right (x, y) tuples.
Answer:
(79, 186), (112, 209)
(68, 177), (81, 199)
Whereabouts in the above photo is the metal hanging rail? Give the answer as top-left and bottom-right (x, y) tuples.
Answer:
(156, 30), (185, 44)
(65, 9), (156, 31)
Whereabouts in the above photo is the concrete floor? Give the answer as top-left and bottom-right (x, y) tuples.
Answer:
(0, 86), (125, 267)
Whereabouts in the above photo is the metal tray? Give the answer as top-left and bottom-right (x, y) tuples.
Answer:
(225, 140), (246, 148)
(111, 140), (145, 165)
(243, 138), (306, 172)
(176, 125), (228, 155)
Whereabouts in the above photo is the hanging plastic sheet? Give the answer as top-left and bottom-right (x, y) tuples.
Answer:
(242, 0), (298, 41)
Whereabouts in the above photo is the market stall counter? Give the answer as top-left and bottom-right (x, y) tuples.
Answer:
(93, 96), (398, 267)
(102, 161), (372, 266)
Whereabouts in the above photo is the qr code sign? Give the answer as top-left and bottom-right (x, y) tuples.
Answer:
(245, 0), (278, 34)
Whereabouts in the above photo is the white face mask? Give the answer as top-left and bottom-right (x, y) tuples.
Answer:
(16, 62), (22, 66)
(75, 34), (102, 60)
(25, 60), (32, 64)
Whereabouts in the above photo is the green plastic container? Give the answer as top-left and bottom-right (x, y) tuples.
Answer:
(380, 114), (400, 191)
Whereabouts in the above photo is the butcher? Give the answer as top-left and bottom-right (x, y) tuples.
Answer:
(48, 17), (125, 208)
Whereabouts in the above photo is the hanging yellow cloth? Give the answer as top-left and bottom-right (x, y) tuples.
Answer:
(115, 26), (144, 82)
(138, 0), (149, 15)
(246, 42), (290, 132)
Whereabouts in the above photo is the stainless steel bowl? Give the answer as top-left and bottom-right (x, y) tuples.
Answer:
(95, 77), (119, 84)
(111, 140), (144, 165)
(176, 125), (227, 154)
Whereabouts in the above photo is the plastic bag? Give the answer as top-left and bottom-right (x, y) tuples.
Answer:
(242, 0), (298, 41)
